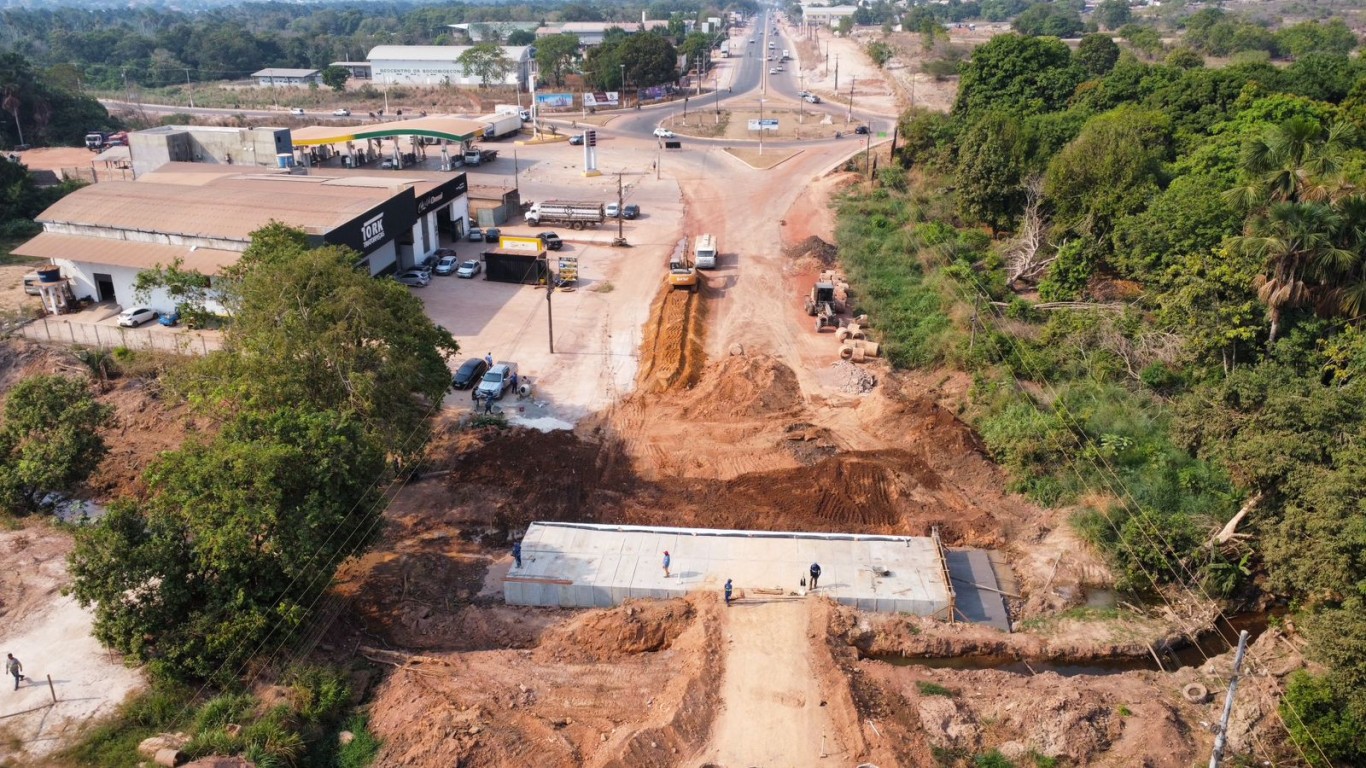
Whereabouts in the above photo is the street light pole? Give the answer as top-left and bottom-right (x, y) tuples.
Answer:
(758, 98), (765, 156)
(847, 75), (855, 124)
(619, 63), (625, 108)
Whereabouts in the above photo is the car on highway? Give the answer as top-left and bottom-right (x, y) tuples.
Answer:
(451, 358), (489, 390)
(467, 227), (484, 242)
(456, 260), (482, 279)
(854, 125), (870, 135)
(653, 127), (675, 139)
(804, 93), (821, 104)
(769, 67), (778, 75)
(606, 202), (621, 217)
(394, 269), (431, 287)
(434, 253), (460, 275)
(623, 204), (640, 220)
(483, 227), (501, 243)
(538, 232), (564, 250)
(290, 107), (305, 116)
(333, 108), (350, 116)
(569, 134), (584, 145)
(117, 307), (158, 327)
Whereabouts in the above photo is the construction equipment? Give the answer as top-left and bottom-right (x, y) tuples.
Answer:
(805, 281), (839, 331)
(668, 237), (698, 292)
(84, 131), (127, 152)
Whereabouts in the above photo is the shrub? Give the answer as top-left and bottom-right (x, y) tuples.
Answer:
(917, 680), (955, 697)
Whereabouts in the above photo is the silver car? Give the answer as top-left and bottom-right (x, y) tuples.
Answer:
(395, 269), (431, 287)
(456, 260), (482, 279)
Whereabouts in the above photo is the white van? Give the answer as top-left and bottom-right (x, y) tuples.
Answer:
(694, 233), (718, 269)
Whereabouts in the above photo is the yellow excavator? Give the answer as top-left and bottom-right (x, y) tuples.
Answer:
(668, 237), (699, 292)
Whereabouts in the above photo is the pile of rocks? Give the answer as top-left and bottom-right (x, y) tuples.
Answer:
(830, 360), (877, 394)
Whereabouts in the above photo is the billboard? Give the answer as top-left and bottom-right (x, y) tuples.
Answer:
(640, 85), (669, 102)
(535, 92), (574, 109)
(583, 91), (620, 108)
(747, 119), (780, 131)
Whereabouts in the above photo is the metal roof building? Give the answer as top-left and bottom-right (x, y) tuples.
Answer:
(252, 68), (322, 87)
(505, 522), (956, 617)
(366, 45), (532, 88)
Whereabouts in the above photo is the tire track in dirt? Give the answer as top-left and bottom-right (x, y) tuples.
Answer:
(637, 278), (706, 394)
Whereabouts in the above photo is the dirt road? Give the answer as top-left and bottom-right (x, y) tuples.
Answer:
(696, 599), (849, 767)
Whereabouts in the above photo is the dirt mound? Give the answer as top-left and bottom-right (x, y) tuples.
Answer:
(785, 235), (838, 268)
(672, 353), (805, 420)
(538, 599), (696, 662)
(637, 281), (705, 394)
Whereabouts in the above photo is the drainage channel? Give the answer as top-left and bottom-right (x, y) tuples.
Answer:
(868, 611), (1281, 677)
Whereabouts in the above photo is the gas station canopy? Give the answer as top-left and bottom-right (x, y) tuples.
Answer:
(290, 115), (490, 147)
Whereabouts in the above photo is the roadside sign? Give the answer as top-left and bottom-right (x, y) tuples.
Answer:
(557, 255), (579, 284)
(500, 236), (543, 253)
(746, 119), (780, 131)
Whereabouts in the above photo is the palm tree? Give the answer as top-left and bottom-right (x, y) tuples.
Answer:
(1, 84), (23, 147)
(1226, 117), (1355, 210)
(1233, 201), (1353, 345)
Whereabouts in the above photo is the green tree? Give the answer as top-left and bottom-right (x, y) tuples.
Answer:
(176, 224), (460, 461)
(69, 407), (385, 680)
(955, 112), (1030, 232)
(618, 31), (679, 88)
(458, 41), (514, 87)
(320, 65), (350, 93)
(680, 32), (712, 71)
(1075, 33), (1120, 75)
(1232, 202), (1352, 345)
(953, 34), (1083, 117)
(866, 40), (895, 68)
(1012, 3), (1083, 38)
(0, 375), (113, 514)
(1093, 0), (1131, 31)
(1276, 19), (1358, 60)
(534, 33), (580, 87)
(133, 257), (215, 328)
(506, 29), (536, 46)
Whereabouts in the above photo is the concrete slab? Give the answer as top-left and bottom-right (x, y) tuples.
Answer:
(505, 522), (953, 617)
(946, 548), (1011, 632)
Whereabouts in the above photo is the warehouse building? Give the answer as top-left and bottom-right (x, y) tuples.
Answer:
(534, 20), (671, 46)
(367, 45), (533, 88)
(252, 68), (322, 87)
(801, 5), (860, 26)
(14, 164), (469, 315)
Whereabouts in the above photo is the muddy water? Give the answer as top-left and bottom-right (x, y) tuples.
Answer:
(871, 611), (1281, 677)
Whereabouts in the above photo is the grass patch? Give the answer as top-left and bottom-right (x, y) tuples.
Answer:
(1015, 604), (1125, 632)
(975, 750), (1016, 768)
(1117, 705), (1133, 717)
(916, 680), (956, 697)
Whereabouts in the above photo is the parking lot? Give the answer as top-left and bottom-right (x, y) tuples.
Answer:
(423, 142), (684, 427)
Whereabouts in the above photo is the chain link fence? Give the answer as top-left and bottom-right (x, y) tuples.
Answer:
(15, 317), (221, 355)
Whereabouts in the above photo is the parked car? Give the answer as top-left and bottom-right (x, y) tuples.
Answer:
(434, 254), (460, 275)
(395, 269), (431, 287)
(476, 362), (519, 401)
(653, 128), (675, 139)
(568, 134), (584, 145)
(451, 357), (489, 390)
(538, 232), (564, 250)
(623, 204), (640, 220)
(290, 107), (305, 116)
(606, 202), (621, 218)
(158, 310), (180, 327)
(117, 307), (157, 327)
(467, 227), (484, 242)
(483, 227), (501, 243)
(333, 108), (351, 116)
(854, 125), (870, 135)
(456, 260), (482, 279)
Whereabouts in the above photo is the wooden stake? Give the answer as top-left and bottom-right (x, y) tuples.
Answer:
(47, 674), (56, 703)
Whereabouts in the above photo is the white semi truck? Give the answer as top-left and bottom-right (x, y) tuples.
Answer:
(480, 112), (523, 140)
(525, 201), (606, 229)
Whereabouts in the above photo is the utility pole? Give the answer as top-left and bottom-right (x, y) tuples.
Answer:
(616, 172), (625, 244)
(834, 54), (839, 91)
(758, 98), (765, 156)
(865, 121), (872, 179)
(847, 76), (855, 124)
(1209, 630), (1250, 768)
(544, 256), (555, 353)
(184, 68), (194, 109)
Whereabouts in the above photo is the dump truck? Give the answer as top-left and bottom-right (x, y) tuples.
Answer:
(480, 112), (523, 140)
(525, 200), (605, 229)
(462, 146), (499, 166)
(805, 281), (839, 331)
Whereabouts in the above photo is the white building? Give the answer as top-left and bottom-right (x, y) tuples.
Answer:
(801, 5), (860, 26)
(367, 45), (532, 88)
(534, 20), (671, 46)
(252, 68), (322, 87)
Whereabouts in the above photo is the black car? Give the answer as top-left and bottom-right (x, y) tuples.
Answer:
(623, 204), (640, 220)
(484, 227), (502, 244)
(452, 358), (490, 390)
(854, 125), (870, 135)
(538, 232), (564, 250)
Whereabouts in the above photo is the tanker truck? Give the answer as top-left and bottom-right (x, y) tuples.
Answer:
(525, 200), (606, 230)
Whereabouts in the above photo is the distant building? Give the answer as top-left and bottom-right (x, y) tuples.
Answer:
(252, 68), (322, 87)
(535, 20), (671, 46)
(127, 125), (293, 178)
(447, 21), (542, 42)
(328, 61), (372, 80)
(367, 45), (533, 88)
(801, 6), (860, 26)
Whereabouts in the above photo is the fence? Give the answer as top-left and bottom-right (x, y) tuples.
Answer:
(16, 317), (221, 355)
(60, 166), (135, 184)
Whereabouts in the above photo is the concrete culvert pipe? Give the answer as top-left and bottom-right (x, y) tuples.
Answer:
(853, 348), (867, 363)
(518, 384), (532, 398)
(851, 330), (866, 341)
(840, 345), (855, 360)
(1182, 683), (1209, 704)
(835, 328), (851, 342)
(858, 341), (880, 357)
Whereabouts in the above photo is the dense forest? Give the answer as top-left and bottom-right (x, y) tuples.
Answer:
(832, 23), (1366, 764)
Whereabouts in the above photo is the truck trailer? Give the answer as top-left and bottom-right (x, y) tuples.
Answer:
(463, 146), (499, 166)
(525, 200), (606, 229)
(480, 113), (523, 140)
(495, 104), (532, 121)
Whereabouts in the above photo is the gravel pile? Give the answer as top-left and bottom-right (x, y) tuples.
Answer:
(830, 360), (877, 394)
